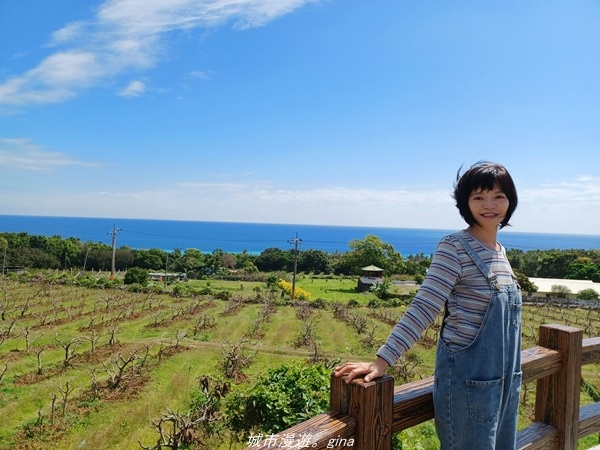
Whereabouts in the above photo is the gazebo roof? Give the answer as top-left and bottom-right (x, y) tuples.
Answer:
(362, 265), (384, 272)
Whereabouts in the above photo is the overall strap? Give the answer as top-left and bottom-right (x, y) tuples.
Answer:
(454, 234), (501, 290)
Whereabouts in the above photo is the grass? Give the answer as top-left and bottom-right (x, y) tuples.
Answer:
(0, 274), (599, 449)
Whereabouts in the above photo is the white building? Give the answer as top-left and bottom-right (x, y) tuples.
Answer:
(528, 277), (600, 299)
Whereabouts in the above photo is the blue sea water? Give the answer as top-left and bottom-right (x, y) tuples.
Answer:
(1, 215), (599, 255)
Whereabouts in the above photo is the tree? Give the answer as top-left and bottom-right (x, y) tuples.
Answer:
(235, 250), (258, 272)
(537, 250), (582, 278)
(566, 261), (600, 282)
(47, 236), (80, 269)
(404, 253), (430, 276)
(336, 235), (403, 275)
(124, 267), (149, 285)
(577, 288), (599, 301)
(115, 247), (135, 271)
(297, 249), (331, 274)
(373, 280), (392, 300)
(207, 248), (225, 274)
(220, 252), (238, 270)
(83, 243), (113, 271)
(20, 247), (60, 269)
(172, 248), (207, 278)
(513, 269), (537, 294)
(134, 248), (166, 270)
(255, 248), (292, 272)
(551, 284), (571, 298)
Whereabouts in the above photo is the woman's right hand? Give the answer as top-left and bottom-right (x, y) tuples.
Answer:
(333, 357), (389, 383)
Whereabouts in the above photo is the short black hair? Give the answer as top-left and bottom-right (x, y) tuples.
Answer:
(453, 161), (518, 229)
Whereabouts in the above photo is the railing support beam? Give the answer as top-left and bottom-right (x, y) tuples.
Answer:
(534, 324), (583, 450)
(330, 374), (394, 450)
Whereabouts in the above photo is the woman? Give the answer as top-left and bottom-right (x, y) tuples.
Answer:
(334, 161), (522, 450)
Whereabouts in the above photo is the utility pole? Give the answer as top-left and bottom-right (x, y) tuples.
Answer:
(288, 233), (302, 300)
(1, 246), (6, 276)
(109, 223), (121, 280)
(164, 254), (168, 289)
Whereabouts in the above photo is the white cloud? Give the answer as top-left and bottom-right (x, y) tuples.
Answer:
(50, 22), (86, 45)
(0, 0), (321, 106)
(0, 51), (103, 106)
(187, 70), (211, 79)
(119, 80), (147, 97)
(0, 138), (100, 170)
(520, 176), (600, 204)
(1, 173), (598, 234)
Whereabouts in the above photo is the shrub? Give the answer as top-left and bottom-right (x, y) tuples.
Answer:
(277, 279), (311, 301)
(311, 298), (328, 309)
(123, 267), (149, 286)
(95, 277), (121, 289)
(578, 288), (599, 301)
(126, 283), (146, 293)
(214, 290), (232, 301)
(347, 299), (360, 308)
(171, 283), (195, 297)
(225, 362), (330, 436)
(199, 286), (213, 295)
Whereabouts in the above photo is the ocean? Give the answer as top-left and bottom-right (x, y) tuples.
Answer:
(1, 214), (600, 255)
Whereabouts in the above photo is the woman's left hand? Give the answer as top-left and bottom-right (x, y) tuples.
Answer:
(333, 357), (389, 383)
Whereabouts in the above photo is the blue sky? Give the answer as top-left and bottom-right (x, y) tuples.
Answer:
(1, 0), (599, 235)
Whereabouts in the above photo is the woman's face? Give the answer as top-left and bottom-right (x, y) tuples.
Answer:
(468, 183), (510, 229)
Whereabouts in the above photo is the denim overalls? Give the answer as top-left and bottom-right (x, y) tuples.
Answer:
(433, 235), (522, 450)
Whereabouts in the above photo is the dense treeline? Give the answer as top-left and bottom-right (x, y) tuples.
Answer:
(507, 248), (600, 282)
(1, 231), (600, 282)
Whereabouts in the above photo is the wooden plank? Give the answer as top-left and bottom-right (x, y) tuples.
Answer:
(578, 402), (600, 440)
(521, 346), (562, 384)
(517, 422), (560, 450)
(392, 376), (434, 433)
(241, 411), (356, 450)
(534, 324), (583, 450)
(389, 346), (565, 433)
(582, 337), (600, 365)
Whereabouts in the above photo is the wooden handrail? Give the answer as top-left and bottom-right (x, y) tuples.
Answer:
(243, 324), (600, 450)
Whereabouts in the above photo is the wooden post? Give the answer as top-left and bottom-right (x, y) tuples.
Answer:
(534, 324), (582, 450)
(330, 374), (394, 450)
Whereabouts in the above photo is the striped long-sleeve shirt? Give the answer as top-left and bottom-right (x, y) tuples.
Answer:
(376, 229), (516, 367)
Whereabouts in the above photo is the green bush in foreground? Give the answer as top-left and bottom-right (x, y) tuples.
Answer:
(225, 362), (330, 436)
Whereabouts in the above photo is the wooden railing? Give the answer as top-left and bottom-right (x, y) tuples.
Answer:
(243, 324), (600, 450)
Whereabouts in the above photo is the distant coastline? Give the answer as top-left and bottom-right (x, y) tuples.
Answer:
(1, 214), (599, 255)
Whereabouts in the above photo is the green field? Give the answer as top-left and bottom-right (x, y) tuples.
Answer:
(0, 274), (599, 449)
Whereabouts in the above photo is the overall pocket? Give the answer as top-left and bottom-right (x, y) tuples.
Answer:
(466, 378), (503, 423)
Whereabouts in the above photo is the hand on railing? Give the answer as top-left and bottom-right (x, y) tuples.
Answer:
(333, 356), (390, 383)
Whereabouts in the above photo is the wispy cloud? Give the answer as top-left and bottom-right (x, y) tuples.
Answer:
(0, 138), (100, 170)
(520, 176), (600, 203)
(0, 0), (320, 106)
(119, 79), (147, 97)
(2, 175), (599, 233)
(187, 70), (211, 80)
